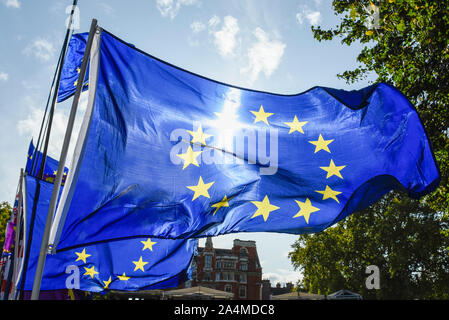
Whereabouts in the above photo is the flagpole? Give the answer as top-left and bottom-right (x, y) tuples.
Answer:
(37, 0), (79, 179)
(29, 48), (63, 176)
(10, 169), (24, 300)
(30, 18), (98, 300)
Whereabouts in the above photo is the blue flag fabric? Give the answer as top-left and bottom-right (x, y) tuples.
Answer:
(22, 175), (196, 292)
(52, 30), (439, 251)
(57, 33), (89, 103)
(25, 140), (69, 183)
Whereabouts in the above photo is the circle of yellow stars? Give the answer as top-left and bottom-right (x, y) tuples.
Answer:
(175, 104), (347, 226)
(71, 102), (348, 291)
(73, 237), (158, 290)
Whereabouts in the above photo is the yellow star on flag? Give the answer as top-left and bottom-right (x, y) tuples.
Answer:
(315, 185), (342, 203)
(76, 67), (80, 74)
(309, 134), (334, 153)
(74, 80), (78, 87)
(284, 115), (308, 134)
(187, 176), (215, 201)
(83, 266), (99, 279)
(141, 238), (157, 251)
(211, 195), (230, 215)
(187, 125), (212, 146)
(177, 145), (203, 170)
(103, 276), (112, 289)
(293, 198), (320, 223)
(250, 105), (274, 125)
(320, 159), (346, 179)
(75, 248), (91, 264)
(250, 195), (280, 222)
(132, 256), (148, 272)
(118, 273), (130, 281)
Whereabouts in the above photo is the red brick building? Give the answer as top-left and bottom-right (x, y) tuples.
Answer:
(183, 237), (264, 300)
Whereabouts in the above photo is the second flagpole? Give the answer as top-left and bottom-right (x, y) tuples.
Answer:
(30, 18), (98, 301)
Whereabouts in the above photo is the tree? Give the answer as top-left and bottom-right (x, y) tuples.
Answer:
(289, 0), (449, 299)
(0, 201), (12, 248)
(289, 194), (449, 299)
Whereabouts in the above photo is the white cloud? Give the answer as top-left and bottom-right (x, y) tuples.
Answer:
(156, 0), (198, 19)
(4, 0), (20, 8)
(0, 72), (8, 81)
(295, 12), (304, 25)
(78, 90), (89, 112)
(17, 91), (88, 162)
(306, 11), (322, 26)
(263, 269), (302, 286)
(208, 15), (221, 28)
(17, 104), (65, 158)
(212, 15), (240, 57)
(23, 38), (55, 62)
(190, 21), (205, 33)
(99, 2), (114, 16)
(240, 27), (286, 83)
(296, 10), (322, 26)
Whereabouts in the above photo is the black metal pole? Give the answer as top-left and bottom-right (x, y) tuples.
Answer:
(37, 0), (79, 179)
(29, 48), (64, 177)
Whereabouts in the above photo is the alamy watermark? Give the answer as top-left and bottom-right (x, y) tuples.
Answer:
(365, 265), (380, 290)
(65, 264), (80, 289)
(169, 122), (279, 175)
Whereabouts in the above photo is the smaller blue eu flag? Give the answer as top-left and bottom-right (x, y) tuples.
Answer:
(20, 175), (197, 292)
(25, 140), (68, 183)
(57, 33), (89, 103)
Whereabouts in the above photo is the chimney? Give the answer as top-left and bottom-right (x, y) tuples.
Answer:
(205, 237), (213, 250)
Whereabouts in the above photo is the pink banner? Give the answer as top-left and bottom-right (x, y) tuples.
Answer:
(3, 222), (15, 252)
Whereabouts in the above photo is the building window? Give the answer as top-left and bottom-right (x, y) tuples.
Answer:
(215, 272), (220, 281)
(239, 263), (248, 271)
(203, 272), (211, 281)
(205, 255), (212, 268)
(239, 286), (247, 298)
(240, 248), (248, 256)
(224, 284), (232, 293)
(239, 273), (247, 284)
(221, 272), (234, 281)
(216, 261), (221, 269)
(223, 261), (235, 269)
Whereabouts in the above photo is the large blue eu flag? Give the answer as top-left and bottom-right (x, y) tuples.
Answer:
(49, 29), (439, 251)
(25, 140), (69, 182)
(20, 175), (196, 292)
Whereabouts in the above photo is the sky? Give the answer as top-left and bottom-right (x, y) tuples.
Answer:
(0, 0), (376, 286)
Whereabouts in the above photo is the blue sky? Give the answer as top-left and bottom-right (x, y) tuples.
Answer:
(0, 0), (376, 286)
